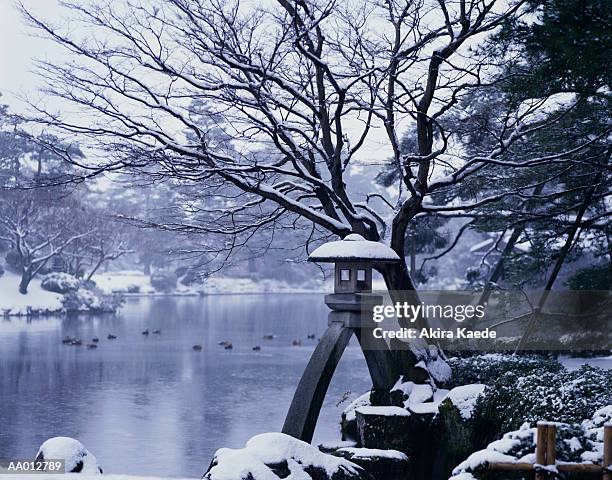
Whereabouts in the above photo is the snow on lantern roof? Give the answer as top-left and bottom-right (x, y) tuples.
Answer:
(308, 233), (400, 263)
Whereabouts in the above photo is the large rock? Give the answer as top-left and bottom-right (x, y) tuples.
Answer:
(333, 447), (410, 479)
(355, 406), (411, 451)
(36, 437), (102, 474)
(204, 432), (373, 480)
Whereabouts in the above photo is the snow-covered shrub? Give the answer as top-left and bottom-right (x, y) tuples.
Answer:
(445, 354), (562, 388)
(41, 272), (80, 294)
(474, 365), (612, 440)
(204, 432), (371, 479)
(126, 284), (140, 293)
(36, 437), (102, 474)
(62, 288), (122, 313)
(150, 271), (177, 292)
(449, 406), (612, 480)
(0, 263), (4, 277)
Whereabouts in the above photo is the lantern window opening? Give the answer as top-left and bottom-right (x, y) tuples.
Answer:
(357, 269), (366, 282)
(340, 269), (351, 282)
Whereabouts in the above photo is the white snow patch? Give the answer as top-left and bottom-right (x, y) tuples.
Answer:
(452, 449), (517, 476)
(36, 437), (102, 474)
(355, 406), (411, 417)
(408, 402), (440, 415)
(205, 432), (361, 480)
(445, 384), (486, 420)
(309, 234), (400, 262)
(559, 356), (612, 371)
(407, 384), (433, 406)
(336, 447), (408, 461)
(0, 273), (63, 315)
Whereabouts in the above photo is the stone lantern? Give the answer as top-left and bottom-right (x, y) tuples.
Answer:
(282, 233), (400, 443)
(308, 233), (400, 294)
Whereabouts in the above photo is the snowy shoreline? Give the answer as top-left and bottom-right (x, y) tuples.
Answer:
(0, 270), (329, 316)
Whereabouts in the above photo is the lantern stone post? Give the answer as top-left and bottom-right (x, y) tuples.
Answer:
(281, 234), (400, 442)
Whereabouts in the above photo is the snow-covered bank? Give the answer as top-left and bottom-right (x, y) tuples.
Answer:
(559, 355), (612, 370)
(93, 271), (327, 296)
(0, 273), (63, 315)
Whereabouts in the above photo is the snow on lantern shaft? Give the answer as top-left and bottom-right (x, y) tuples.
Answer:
(308, 234), (400, 294)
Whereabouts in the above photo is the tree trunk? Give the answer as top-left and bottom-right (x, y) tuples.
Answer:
(19, 270), (32, 295)
(143, 259), (151, 276)
(86, 256), (105, 282)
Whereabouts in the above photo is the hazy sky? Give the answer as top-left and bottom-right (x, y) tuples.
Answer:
(0, 0), (63, 110)
(0, 0), (394, 164)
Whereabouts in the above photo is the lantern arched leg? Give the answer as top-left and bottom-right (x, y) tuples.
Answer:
(281, 322), (353, 442)
(354, 330), (398, 391)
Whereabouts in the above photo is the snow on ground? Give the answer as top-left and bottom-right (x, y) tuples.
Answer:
(92, 271), (157, 295)
(202, 277), (324, 295)
(559, 356), (612, 371)
(93, 271), (325, 296)
(0, 273), (63, 315)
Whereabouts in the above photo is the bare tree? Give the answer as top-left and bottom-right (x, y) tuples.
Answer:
(0, 190), (89, 293)
(18, 0), (610, 372)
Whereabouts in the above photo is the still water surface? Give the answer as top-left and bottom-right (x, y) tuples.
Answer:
(0, 294), (371, 478)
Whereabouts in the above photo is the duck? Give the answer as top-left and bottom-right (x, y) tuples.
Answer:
(142, 329), (149, 335)
(86, 343), (98, 349)
(292, 339), (302, 346)
(92, 337), (99, 343)
(224, 343), (233, 350)
(62, 336), (73, 344)
(218, 340), (231, 347)
(252, 346), (261, 351)
(71, 339), (83, 346)
(107, 334), (117, 340)
(263, 334), (275, 340)
(307, 334), (316, 339)
(192, 344), (203, 351)
(152, 329), (161, 335)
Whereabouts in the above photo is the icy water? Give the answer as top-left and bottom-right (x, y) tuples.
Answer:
(0, 294), (371, 478)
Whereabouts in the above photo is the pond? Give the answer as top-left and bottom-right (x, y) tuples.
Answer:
(0, 294), (372, 478)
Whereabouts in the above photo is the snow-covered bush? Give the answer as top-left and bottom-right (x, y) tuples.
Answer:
(62, 288), (122, 313)
(449, 406), (612, 480)
(204, 432), (371, 479)
(474, 365), (612, 440)
(150, 271), (177, 292)
(0, 263), (4, 277)
(41, 272), (80, 294)
(36, 437), (102, 474)
(445, 354), (562, 389)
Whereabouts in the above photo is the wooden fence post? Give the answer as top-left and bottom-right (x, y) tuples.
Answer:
(536, 422), (548, 480)
(546, 422), (556, 467)
(604, 423), (612, 480)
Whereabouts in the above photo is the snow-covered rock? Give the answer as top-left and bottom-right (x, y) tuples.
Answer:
(333, 447), (409, 478)
(36, 437), (102, 474)
(204, 432), (371, 480)
(355, 406), (412, 451)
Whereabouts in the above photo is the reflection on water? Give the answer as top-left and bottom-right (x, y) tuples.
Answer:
(0, 295), (371, 477)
